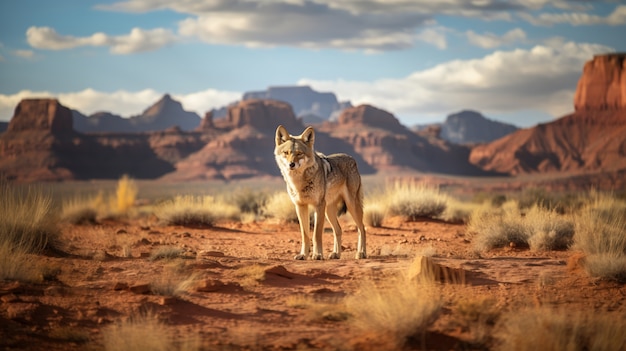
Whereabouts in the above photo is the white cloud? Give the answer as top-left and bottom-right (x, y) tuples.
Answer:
(12, 49), (35, 59)
(520, 4), (626, 26)
(0, 88), (241, 121)
(466, 28), (526, 49)
(26, 26), (177, 54)
(298, 41), (613, 124)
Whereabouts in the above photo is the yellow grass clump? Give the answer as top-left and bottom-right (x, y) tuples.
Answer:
(154, 195), (240, 227)
(103, 312), (200, 351)
(468, 200), (575, 252)
(0, 179), (59, 254)
(495, 307), (626, 351)
(113, 174), (138, 215)
(261, 191), (299, 223)
(574, 192), (626, 281)
(385, 182), (449, 220)
(346, 255), (442, 349)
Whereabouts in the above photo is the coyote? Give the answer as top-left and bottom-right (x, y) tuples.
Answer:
(274, 125), (367, 260)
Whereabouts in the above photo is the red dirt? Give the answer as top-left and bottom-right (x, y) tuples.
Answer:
(1, 215), (625, 350)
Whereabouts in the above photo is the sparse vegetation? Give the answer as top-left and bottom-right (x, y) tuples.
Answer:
(261, 191), (298, 222)
(154, 195), (240, 226)
(103, 312), (200, 351)
(346, 255), (442, 349)
(574, 192), (626, 281)
(495, 307), (626, 351)
(114, 174), (138, 215)
(468, 200), (575, 252)
(60, 192), (104, 224)
(0, 241), (44, 282)
(364, 202), (386, 227)
(0, 179), (59, 254)
(150, 267), (198, 296)
(386, 182), (449, 220)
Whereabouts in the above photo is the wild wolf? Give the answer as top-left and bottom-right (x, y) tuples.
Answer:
(274, 125), (367, 260)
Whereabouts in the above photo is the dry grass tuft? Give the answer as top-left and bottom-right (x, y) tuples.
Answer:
(386, 182), (449, 220)
(364, 202), (386, 227)
(0, 180), (59, 254)
(150, 246), (185, 261)
(495, 307), (626, 351)
(60, 192), (105, 224)
(574, 192), (626, 281)
(154, 195), (240, 227)
(0, 241), (45, 282)
(261, 192), (298, 223)
(114, 174), (138, 215)
(468, 201), (575, 252)
(346, 255), (442, 349)
(150, 265), (199, 297)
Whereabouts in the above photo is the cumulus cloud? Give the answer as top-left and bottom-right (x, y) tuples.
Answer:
(298, 41), (613, 123)
(466, 28), (527, 49)
(26, 26), (177, 54)
(519, 4), (626, 26)
(0, 88), (241, 121)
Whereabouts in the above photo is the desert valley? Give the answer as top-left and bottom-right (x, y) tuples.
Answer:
(1, 54), (626, 351)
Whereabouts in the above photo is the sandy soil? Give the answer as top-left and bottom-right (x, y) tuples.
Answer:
(1, 214), (625, 350)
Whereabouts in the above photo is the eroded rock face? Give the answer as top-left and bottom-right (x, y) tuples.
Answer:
(574, 53), (626, 111)
(470, 54), (626, 175)
(226, 99), (301, 132)
(8, 99), (74, 135)
(338, 104), (406, 134)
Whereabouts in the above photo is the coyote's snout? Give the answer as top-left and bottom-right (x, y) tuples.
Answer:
(274, 125), (367, 260)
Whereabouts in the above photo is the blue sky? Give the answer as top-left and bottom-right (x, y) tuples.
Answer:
(0, 0), (624, 127)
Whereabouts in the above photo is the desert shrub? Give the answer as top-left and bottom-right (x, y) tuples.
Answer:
(525, 205), (575, 251)
(261, 192), (298, 223)
(112, 174), (138, 215)
(468, 200), (528, 251)
(0, 180), (59, 253)
(346, 255), (442, 349)
(386, 182), (448, 220)
(364, 202), (386, 227)
(103, 312), (199, 351)
(495, 307), (626, 351)
(469, 201), (575, 252)
(439, 198), (484, 224)
(60, 193), (104, 224)
(154, 195), (240, 226)
(150, 267), (199, 296)
(227, 188), (269, 215)
(574, 192), (626, 281)
(0, 241), (44, 282)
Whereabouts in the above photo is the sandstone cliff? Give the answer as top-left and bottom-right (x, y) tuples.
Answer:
(470, 53), (626, 176)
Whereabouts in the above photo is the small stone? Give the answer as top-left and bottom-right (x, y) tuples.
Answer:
(129, 283), (151, 295)
(113, 282), (129, 291)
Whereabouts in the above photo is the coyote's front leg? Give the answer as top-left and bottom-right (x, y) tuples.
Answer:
(294, 204), (311, 260)
(310, 202), (326, 260)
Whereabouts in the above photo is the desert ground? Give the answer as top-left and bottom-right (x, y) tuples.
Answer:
(1, 177), (625, 351)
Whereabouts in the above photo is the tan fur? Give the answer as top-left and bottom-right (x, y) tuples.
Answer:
(274, 125), (367, 260)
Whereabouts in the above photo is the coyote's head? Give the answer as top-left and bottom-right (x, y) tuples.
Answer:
(274, 125), (316, 172)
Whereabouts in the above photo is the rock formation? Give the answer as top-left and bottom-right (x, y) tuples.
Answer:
(8, 99), (74, 135)
(439, 110), (518, 144)
(243, 85), (350, 121)
(470, 53), (626, 176)
(319, 105), (493, 175)
(574, 53), (626, 111)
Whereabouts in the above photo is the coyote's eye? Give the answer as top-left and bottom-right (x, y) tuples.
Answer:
(283, 151), (289, 156)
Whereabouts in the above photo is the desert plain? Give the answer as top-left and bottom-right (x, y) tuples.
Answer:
(1, 176), (625, 351)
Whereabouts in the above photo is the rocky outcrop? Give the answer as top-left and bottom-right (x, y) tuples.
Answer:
(225, 99), (302, 132)
(73, 94), (201, 133)
(470, 54), (626, 175)
(439, 110), (518, 144)
(574, 53), (626, 111)
(319, 105), (494, 175)
(0, 99), (202, 181)
(242, 85), (350, 121)
(164, 99), (307, 180)
(8, 99), (74, 135)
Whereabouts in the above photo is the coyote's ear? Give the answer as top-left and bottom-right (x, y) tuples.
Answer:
(275, 125), (290, 146)
(301, 126), (315, 147)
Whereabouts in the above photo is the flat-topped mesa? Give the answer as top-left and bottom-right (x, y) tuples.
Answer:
(574, 53), (626, 111)
(7, 98), (74, 135)
(338, 104), (406, 133)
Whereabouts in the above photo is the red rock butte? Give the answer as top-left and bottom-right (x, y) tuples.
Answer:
(574, 53), (626, 111)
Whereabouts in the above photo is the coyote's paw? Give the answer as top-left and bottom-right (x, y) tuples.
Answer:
(328, 252), (340, 260)
(294, 254), (307, 260)
(311, 253), (323, 260)
(355, 252), (367, 259)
